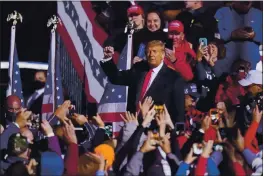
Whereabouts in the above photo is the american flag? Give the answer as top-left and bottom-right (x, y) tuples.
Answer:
(57, 1), (126, 135)
(41, 31), (64, 123)
(98, 44), (130, 137)
(6, 25), (24, 106)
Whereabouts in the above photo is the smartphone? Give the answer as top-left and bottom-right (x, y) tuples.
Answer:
(219, 128), (227, 139)
(68, 105), (76, 117)
(154, 104), (164, 114)
(165, 39), (173, 50)
(104, 122), (113, 138)
(244, 27), (253, 33)
(210, 108), (219, 125)
(199, 38), (208, 48)
(137, 43), (146, 59)
(193, 143), (203, 156)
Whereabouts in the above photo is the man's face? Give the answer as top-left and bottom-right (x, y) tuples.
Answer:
(168, 32), (184, 46)
(7, 100), (21, 113)
(128, 14), (144, 28)
(21, 129), (34, 144)
(185, 95), (196, 110)
(232, 1), (252, 14)
(147, 12), (161, 32)
(184, 1), (197, 9)
(146, 45), (164, 68)
(35, 71), (46, 83)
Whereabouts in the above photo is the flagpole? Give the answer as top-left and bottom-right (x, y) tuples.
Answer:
(125, 20), (134, 109)
(47, 15), (61, 113)
(6, 11), (22, 96)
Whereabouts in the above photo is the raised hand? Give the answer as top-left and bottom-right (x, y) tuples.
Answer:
(159, 133), (171, 154)
(165, 48), (177, 63)
(54, 100), (71, 121)
(103, 46), (114, 59)
(72, 113), (88, 125)
(184, 148), (197, 164)
(41, 119), (53, 136)
(233, 129), (245, 152)
(16, 108), (32, 128)
(253, 105), (263, 123)
(133, 56), (143, 64)
(62, 119), (77, 144)
(140, 131), (158, 153)
(201, 140), (214, 158)
(163, 104), (174, 129)
(92, 113), (105, 128)
(120, 111), (138, 126)
(142, 106), (156, 128)
(201, 116), (211, 132)
(89, 152), (107, 171)
(139, 96), (154, 118)
(26, 158), (38, 175)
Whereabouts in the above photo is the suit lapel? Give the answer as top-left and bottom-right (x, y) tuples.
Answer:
(135, 71), (148, 103)
(146, 64), (167, 97)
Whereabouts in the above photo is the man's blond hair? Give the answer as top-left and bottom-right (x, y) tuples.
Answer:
(146, 40), (165, 52)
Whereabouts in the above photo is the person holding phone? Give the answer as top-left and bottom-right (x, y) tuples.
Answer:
(195, 38), (227, 112)
(163, 20), (196, 81)
(215, 1), (262, 69)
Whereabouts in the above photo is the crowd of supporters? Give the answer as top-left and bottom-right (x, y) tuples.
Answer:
(0, 1), (263, 176)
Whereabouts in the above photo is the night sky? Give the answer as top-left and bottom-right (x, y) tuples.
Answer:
(1, 1), (57, 63)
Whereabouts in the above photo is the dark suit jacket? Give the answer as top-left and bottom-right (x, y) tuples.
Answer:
(100, 59), (185, 123)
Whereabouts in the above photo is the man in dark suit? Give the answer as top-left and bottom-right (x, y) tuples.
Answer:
(100, 40), (185, 124)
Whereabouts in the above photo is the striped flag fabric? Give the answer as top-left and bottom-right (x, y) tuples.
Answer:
(98, 44), (131, 137)
(41, 31), (64, 122)
(6, 25), (24, 106)
(57, 1), (127, 135)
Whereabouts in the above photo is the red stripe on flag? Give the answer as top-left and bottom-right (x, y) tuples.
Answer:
(80, 1), (120, 64)
(57, 22), (96, 103)
(42, 104), (53, 113)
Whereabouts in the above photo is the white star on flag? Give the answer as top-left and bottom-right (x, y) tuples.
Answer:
(96, 68), (100, 76)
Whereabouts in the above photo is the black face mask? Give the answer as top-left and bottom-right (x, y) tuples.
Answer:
(5, 111), (17, 122)
(33, 81), (45, 90)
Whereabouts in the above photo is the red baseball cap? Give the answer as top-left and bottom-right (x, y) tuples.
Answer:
(127, 5), (144, 16)
(168, 20), (184, 33)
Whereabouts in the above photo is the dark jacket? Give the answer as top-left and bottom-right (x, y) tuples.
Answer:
(100, 60), (185, 124)
(104, 28), (149, 58)
(176, 7), (218, 51)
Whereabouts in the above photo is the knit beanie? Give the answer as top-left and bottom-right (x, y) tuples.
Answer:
(7, 133), (29, 156)
(94, 144), (115, 170)
(40, 151), (64, 176)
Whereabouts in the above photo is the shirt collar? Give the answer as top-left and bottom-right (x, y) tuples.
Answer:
(152, 61), (164, 74)
(35, 87), (45, 94)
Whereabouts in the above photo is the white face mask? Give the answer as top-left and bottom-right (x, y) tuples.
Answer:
(193, 143), (203, 155)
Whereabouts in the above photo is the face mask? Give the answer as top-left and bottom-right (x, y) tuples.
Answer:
(33, 81), (45, 90)
(237, 71), (246, 80)
(5, 111), (17, 122)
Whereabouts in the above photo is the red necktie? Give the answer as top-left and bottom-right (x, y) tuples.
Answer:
(139, 69), (153, 102)
(137, 69), (153, 113)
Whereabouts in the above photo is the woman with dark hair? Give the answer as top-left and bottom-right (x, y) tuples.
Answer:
(144, 10), (167, 43)
(133, 10), (167, 64)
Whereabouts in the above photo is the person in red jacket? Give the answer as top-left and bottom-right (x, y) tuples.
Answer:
(164, 20), (196, 81)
